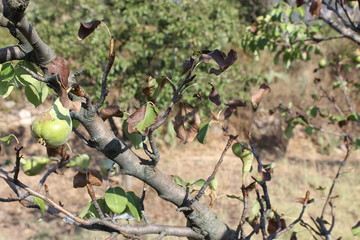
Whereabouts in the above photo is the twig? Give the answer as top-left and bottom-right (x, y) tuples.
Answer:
(300, 220), (321, 238)
(273, 193), (309, 238)
(308, 124), (347, 137)
(152, 231), (167, 240)
(20, 66), (49, 83)
(108, 117), (122, 140)
(255, 186), (268, 238)
(142, 132), (160, 165)
(13, 146), (23, 182)
(86, 183), (105, 219)
(96, 36), (116, 110)
(189, 135), (236, 205)
(36, 158), (69, 192)
(73, 128), (96, 148)
(104, 232), (118, 240)
(320, 141), (351, 218)
(318, 84), (344, 116)
(236, 185), (248, 239)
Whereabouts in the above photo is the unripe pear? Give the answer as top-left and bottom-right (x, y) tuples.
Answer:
(31, 98), (72, 148)
(22, 157), (53, 176)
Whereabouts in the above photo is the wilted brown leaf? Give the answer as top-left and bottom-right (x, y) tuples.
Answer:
(267, 217), (286, 234)
(224, 99), (247, 119)
(182, 57), (195, 75)
(73, 172), (87, 188)
(77, 19), (103, 40)
(173, 103), (201, 144)
(310, 0), (322, 17)
(99, 105), (124, 121)
(251, 83), (271, 111)
(296, 0), (305, 7)
(208, 83), (221, 106)
(246, 216), (260, 234)
(45, 57), (70, 87)
(127, 105), (146, 133)
(59, 84), (82, 112)
(290, 232), (298, 240)
(87, 170), (103, 186)
(201, 49), (238, 75)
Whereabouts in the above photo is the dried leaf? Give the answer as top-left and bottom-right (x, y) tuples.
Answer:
(59, 84), (81, 112)
(99, 105), (124, 121)
(224, 100), (247, 119)
(88, 170), (103, 186)
(267, 218), (286, 234)
(127, 102), (160, 135)
(296, 0), (305, 7)
(310, 0), (322, 17)
(251, 83), (271, 111)
(77, 19), (103, 40)
(142, 76), (158, 101)
(202, 49), (238, 75)
(45, 57), (70, 87)
(173, 103), (201, 144)
(73, 172), (87, 188)
(182, 57), (195, 75)
(208, 83), (221, 106)
(290, 232), (298, 240)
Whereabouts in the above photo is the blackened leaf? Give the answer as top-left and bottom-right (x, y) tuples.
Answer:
(127, 102), (160, 135)
(73, 172), (87, 188)
(88, 170), (103, 186)
(225, 99), (247, 107)
(296, 0), (305, 7)
(182, 57), (195, 75)
(310, 0), (322, 17)
(173, 103), (201, 144)
(99, 105), (124, 121)
(251, 83), (271, 111)
(224, 100), (247, 119)
(205, 49), (237, 75)
(224, 106), (237, 119)
(290, 232), (298, 240)
(45, 57), (70, 87)
(78, 19), (103, 40)
(267, 218), (286, 234)
(208, 83), (221, 106)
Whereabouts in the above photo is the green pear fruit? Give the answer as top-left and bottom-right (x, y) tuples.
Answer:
(318, 58), (327, 68)
(22, 157), (53, 176)
(31, 98), (72, 148)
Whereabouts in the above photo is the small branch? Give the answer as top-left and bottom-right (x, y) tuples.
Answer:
(189, 135), (236, 205)
(20, 65), (49, 83)
(96, 37), (116, 110)
(152, 231), (167, 240)
(73, 128), (96, 148)
(273, 194), (309, 238)
(86, 183), (105, 219)
(142, 132), (160, 165)
(320, 140), (351, 218)
(255, 186), (268, 239)
(13, 145), (23, 182)
(36, 158), (69, 192)
(308, 124), (347, 137)
(318, 85), (344, 115)
(236, 185), (248, 239)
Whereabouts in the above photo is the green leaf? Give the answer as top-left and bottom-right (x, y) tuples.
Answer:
(309, 106), (319, 118)
(126, 191), (142, 221)
(192, 179), (206, 187)
(33, 197), (46, 217)
(226, 194), (243, 202)
(353, 139), (360, 150)
(122, 121), (143, 149)
(352, 223), (360, 236)
(79, 198), (110, 219)
(347, 113), (360, 122)
(0, 81), (14, 98)
(104, 187), (128, 214)
(284, 126), (293, 139)
(305, 126), (314, 135)
(172, 175), (190, 188)
(127, 102), (160, 135)
(66, 154), (90, 169)
(197, 120), (212, 144)
(251, 199), (261, 216)
(72, 119), (80, 128)
(15, 61), (48, 107)
(0, 134), (18, 144)
(0, 62), (15, 81)
(209, 178), (218, 191)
